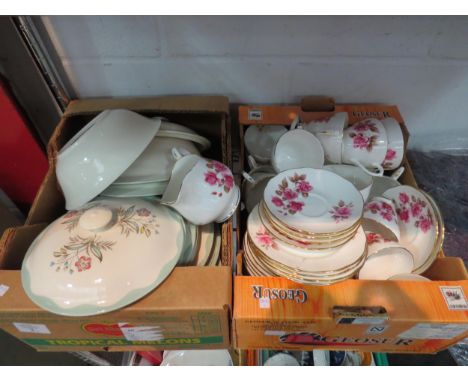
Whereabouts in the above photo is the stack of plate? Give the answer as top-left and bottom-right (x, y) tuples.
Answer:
(101, 120), (211, 198)
(243, 168), (367, 285)
(178, 221), (222, 266)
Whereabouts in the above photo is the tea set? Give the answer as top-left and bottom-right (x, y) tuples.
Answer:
(22, 109), (236, 316)
(242, 113), (443, 284)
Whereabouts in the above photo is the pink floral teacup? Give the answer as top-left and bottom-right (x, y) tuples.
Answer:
(363, 196), (400, 241)
(161, 148), (240, 225)
(381, 118), (404, 171)
(341, 119), (388, 177)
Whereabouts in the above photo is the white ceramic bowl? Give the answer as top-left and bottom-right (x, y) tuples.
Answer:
(244, 124), (287, 163)
(271, 129), (324, 173)
(161, 150), (240, 225)
(157, 120), (211, 151)
(324, 164), (373, 202)
(381, 118), (404, 170)
(21, 198), (185, 316)
(56, 110), (161, 210)
(358, 247), (414, 280)
(114, 136), (200, 184)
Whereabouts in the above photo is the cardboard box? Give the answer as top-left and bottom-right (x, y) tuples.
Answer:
(0, 96), (233, 351)
(233, 98), (468, 354)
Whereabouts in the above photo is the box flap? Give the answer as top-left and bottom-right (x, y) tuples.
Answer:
(64, 96), (230, 117)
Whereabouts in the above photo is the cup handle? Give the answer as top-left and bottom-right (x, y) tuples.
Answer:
(351, 159), (384, 177)
(247, 155), (259, 170)
(289, 115), (300, 130)
(171, 147), (191, 161)
(242, 171), (257, 185)
(390, 166), (405, 180)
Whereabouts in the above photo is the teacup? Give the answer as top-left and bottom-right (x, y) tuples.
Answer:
(304, 112), (349, 164)
(271, 127), (324, 173)
(341, 119), (388, 176)
(161, 149), (240, 225)
(244, 124), (287, 164)
(368, 167), (404, 199)
(381, 118), (404, 170)
(323, 164), (373, 202)
(242, 156), (275, 213)
(363, 196), (400, 241)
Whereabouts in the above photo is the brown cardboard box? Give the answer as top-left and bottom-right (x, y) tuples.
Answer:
(233, 98), (468, 354)
(0, 96), (233, 352)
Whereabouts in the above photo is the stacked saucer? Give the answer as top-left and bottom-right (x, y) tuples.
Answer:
(243, 168), (367, 285)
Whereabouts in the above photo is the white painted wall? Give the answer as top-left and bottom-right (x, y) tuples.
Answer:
(41, 16), (468, 150)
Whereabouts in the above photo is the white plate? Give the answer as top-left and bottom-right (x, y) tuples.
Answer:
(383, 186), (438, 272)
(264, 168), (363, 234)
(248, 205), (366, 273)
(22, 198), (184, 316)
(207, 224), (222, 266)
(194, 223), (215, 266)
(358, 247), (414, 280)
(161, 349), (233, 366)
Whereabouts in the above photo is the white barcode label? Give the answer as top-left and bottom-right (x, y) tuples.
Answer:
(351, 317), (387, 325)
(440, 286), (468, 310)
(0, 284), (9, 297)
(118, 323), (164, 342)
(13, 323), (50, 334)
(259, 297), (270, 309)
(399, 323), (468, 340)
(248, 109), (263, 121)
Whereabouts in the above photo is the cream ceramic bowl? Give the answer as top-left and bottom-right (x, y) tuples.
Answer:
(244, 124), (287, 163)
(271, 128), (324, 173)
(57, 110), (161, 210)
(161, 150), (240, 225)
(324, 164), (373, 202)
(21, 198), (185, 316)
(114, 136), (200, 184)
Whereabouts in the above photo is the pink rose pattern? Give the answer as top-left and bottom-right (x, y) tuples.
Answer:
(256, 227), (278, 250)
(348, 119), (379, 152)
(272, 173), (312, 216)
(329, 200), (354, 223)
(383, 148), (397, 169)
(392, 192), (434, 233)
(366, 232), (394, 245)
(364, 200), (397, 223)
(204, 160), (234, 197)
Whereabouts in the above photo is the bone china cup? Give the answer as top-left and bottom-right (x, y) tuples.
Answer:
(244, 124), (287, 163)
(381, 118), (404, 170)
(363, 196), (400, 241)
(57, 109), (161, 210)
(341, 118), (388, 176)
(161, 149), (240, 225)
(324, 164), (373, 202)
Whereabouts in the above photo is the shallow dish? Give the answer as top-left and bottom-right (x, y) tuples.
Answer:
(264, 168), (363, 234)
(358, 247), (414, 280)
(194, 223), (215, 266)
(21, 198), (185, 316)
(57, 110), (161, 210)
(383, 186), (441, 273)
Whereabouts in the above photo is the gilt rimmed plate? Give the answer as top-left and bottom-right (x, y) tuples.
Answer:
(248, 205), (366, 273)
(383, 186), (440, 273)
(21, 198), (185, 316)
(264, 168), (363, 234)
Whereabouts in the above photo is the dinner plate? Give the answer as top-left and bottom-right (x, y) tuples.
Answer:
(194, 223), (215, 266)
(264, 168), (363, 234)
(21, 198), (185, 316)
(248, 205), (367, 273)
(207, 224), (222, 266)
(383, 186), (440, 273)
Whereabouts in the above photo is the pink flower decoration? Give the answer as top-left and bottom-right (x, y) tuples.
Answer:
(296, 180), (313, 193)
(381, 202), (393, 212)
(353, 122), (372, 132)
(256, 228), (278, 250)
(213, 161), (228, 173)
(288, 201), (304, 212)
(365, 202), (380, 212)
(272, 197), (284, 207)
(411, 202), (423, 218)
(75, 256), (92, 272)
(399, 192), (410, 205)
(223, 174), (234, 190)
(366, 232), (381, 244)
(204, 171), (219, 186)
(398, 208), (410, 223)
(283, 188), (298, 200)
(336, 206), (352, 218)
(418, 216), (433, 233)
(381, 210), (394, 222)
(352, 134), (370, 149)
(385, 149), (397, 161)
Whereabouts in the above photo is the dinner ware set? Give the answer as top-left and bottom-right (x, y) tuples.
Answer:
(21, 109), (233, 316)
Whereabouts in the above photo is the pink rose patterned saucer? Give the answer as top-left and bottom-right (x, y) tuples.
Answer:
(264, 168), (363, 234)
